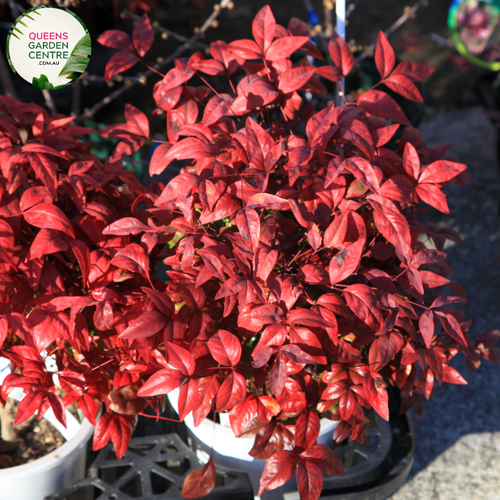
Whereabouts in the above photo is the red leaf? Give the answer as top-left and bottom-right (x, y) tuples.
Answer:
(419, 310), (435, 348)
(104, 51), (139, 82)
(24, 203), (75, 238)
(357, 90), (410, 125)
(265, 36), (309, 61)
(375, 31), (395, 79)
(104, 217), (154, 236)
(314, 65), (342, 82)
(119, 311), (167, 340)
(202, 94), (232, 127)
(177, 378), (199, 421)
(341, 121), (375, 161)
(156, 173), (198, 205)
(19, 186), (52, 212)
(248, 193), (290, 210)
(215, 275), (246, 300)
(416, 184), (449, 213)
(181, 457), (216, 498)
(97, 30), (134, 51)
(259, 450), (298, 495)
(372, 123), (400, 148)
(69, 240), (90, 286)
(301, 444), (344, 476)
(328, 33), (355, 77)
(228, 39), (262, 59)
(380, 175), (415, 204)
(232, 75), (279, 113)
(253, 5), (276, 52)
(442, 364), (467, 385)
(287, 308), (330, 328)
(269, 354), (287, 396)
(295, 410), (320, 450)
(216, 371), (246, 412)
(13, 391), (43, 426)
(306, 104), (335, 147)
(142, 287), (175, 317)
(236, 208), (260, 252)
(435, 311), (467, 346)
(166, 342), (196, 376)
(207, 330), (242, 366)
(383, 74), (423, 103)
(418, 160), (467, 184)
(402, 142), (420, 180)
(278, 67), (316, 94)
(125, 103), (149, 138)
(93, 412), (137, 459)
(344, 158), (380, 194)
(133, 14), (154, 58)
(168, 101), (198, 142)
(111, 243), (150, 281)
(137, 368), (185, 396)
(344, 284), (383, 331)
(368, 332), (404, 371)
(28, 228), (68, 260)
(252, 304), (285, 325)
(149, 143), (173, 175)
(363, 372), (389, 420)
(392, 60), (434, 82)
(27, 155), (57, 198)
(329, 239), (365, 286)
(193, 375), (220, 427)
(229, 396), (258, 435)
(297, 460), (323, 500)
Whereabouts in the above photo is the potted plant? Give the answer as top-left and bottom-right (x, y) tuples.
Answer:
(2, 5), (499, 500)
(0, 95), (149, 499)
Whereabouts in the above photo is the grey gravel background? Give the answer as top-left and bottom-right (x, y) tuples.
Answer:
(389, 107), (500, 500)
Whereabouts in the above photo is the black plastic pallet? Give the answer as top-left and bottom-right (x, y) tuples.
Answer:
(46, 410), (413, 500)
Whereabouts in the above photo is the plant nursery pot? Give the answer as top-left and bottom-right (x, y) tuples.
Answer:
(168, 390), (339, 500)
(0, 358), (95, 500)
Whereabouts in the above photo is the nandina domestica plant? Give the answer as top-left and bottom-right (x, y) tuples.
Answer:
(2, 6), (500, 500)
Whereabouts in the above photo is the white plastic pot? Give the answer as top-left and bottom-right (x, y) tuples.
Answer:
(168, 390), (338, 500)
(0, 358), (95, 500)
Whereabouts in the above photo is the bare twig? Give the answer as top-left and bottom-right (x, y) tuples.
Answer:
(76, 0), (231, 123)
(126, 10), (208, 50)
(346, 0), (362, 18)
(355, 0), (428, 63)
(324, 1), (334, 39)
(42, 89), (57, 115)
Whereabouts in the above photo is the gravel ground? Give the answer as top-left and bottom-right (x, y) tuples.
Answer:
(389, 107), (500, 500)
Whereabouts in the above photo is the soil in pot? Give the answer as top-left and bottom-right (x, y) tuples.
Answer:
(0, 398), (66, 468)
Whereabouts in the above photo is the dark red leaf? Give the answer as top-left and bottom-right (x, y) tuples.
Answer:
(297, 460), (323, 500)
(259, 450), (298, 495)
(419, 310), (434, 348)
(278, 67), (316, 94)
(111, 243), (150, 281)
(375, 31), (395, 79)
(93, 412), (137, 459)
(383, 74), (423, 103)
(119, 311), (167, 340)
(418, 160), (467, 184)
(328, 33), (355, 77)
(181, 457), (216, 498)
(416, 184), (449, 213)
(166, 342), (196, 376)
(344, 284), (383, 331)
(295, 410), (320, 450)
(357, 90), (410, 125)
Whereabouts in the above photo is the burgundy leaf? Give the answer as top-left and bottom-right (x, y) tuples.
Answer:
(181, 457), (216, 498)
(207, 330), (242, 366)
(344, 284), (383, 331)
(357, 90), (410, 126)
(105, 51), (139, 82)
(119, 311), (167, 340)
(375, 31), (395, 79)
(24, 203), (75, 238)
